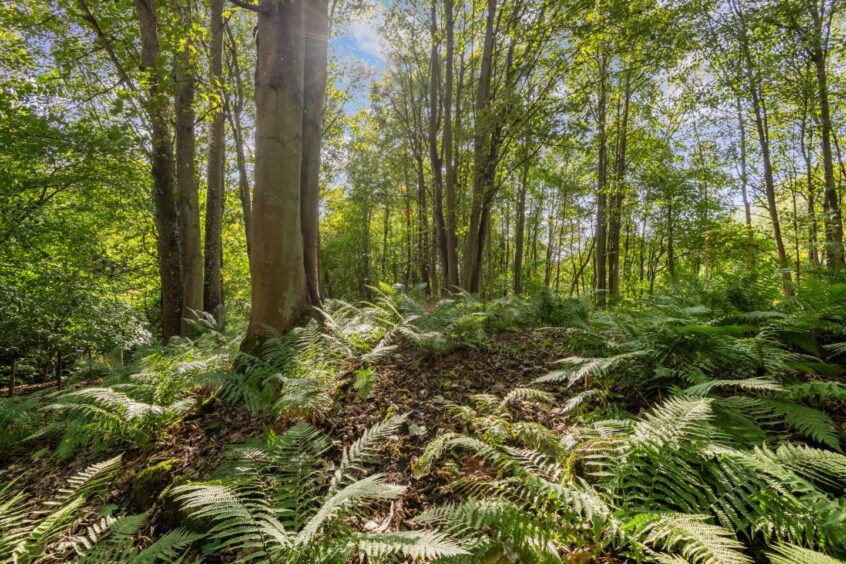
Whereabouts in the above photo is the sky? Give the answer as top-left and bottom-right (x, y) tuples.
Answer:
(330, 3), (387, 114)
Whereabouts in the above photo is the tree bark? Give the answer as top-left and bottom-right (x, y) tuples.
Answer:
(593, 52), (609, 306)
(301, 0), (329, 305)
(136, 0), (182, 342)
(225, 27), (253, 260)
(608, 69), (631, 298)
(7, 357), (15, 397)
(244, 0), (308, 352)
(204, 0), (225, 320)
(513, 161), (529, 294)
(428, 1), (449, 289)
(461, 0), (496, 293)
(809, 4), (844, 269)
(443, 0), (459, 290)
(176, 1), (203, 334)
(736, 95), (755, 266)
(732, 0), (793, 296)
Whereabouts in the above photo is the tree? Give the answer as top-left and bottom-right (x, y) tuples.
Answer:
(204, 0), (226, 319)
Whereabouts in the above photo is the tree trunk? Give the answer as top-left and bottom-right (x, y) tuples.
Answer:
(55, 351), (63, 390)
(608, 69), (631, 298)
(733, 1), (793, 296)
(461, 0), (496, 293)
(244, 0), (308, 352)
(301, 0), (329, 305)
(136, 0), (182, 343)
(443, 0), (459, 290)
(513, 162), (529, 294)
(225, 27), (253, 259)
(8, 357), (15, 397)
(736, 95), (755, 266)
(593, 53), (609, 306)
(810, 7), (844, 269)
(415, 155), (431, 294)
(204, 0), (225, 320)
(429, 1), (449, 289)
(176, 2), (203, 334)
(800, 110), (820, 268)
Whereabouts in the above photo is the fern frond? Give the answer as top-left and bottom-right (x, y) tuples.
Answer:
(767, 542), (843, 564)
(683, 378), (783, 398)
(329, 413), (407, 493)
(296, 474), (405, 546)
(353, 530), (469, 560)
(630, 513), (751, 564)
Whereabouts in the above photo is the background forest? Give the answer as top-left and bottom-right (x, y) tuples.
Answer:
(1, 0), (846, 562)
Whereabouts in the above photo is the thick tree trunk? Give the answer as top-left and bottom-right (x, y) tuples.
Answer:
(429, 1), (449, 289)
(443, 0), (459, 290)
(176, 2), (203, 334)
(810, 10), (844, 268)
(301, 0), (329, 305)
(608, 70), (631, 298)
(204, 0), (225, 320)
(244, 0), (308, 352)
(136, 0), (182, 342)
(593, 53), (609, 306)
(513, 162), (529, 294)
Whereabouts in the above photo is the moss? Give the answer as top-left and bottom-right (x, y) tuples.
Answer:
(130, 457), (181, 512)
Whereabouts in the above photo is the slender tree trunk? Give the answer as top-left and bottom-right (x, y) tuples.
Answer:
(593, 53), (609, 306)
(513, 162), (529, 294)
(733, 1), (793, 296)
(225, 27), (252, 259)
(136, 0), (182, 342)
(7, 357), (15, 397)
(301, 0), (329, 304)
(415, 155), (431, 294)
(204, 0), (225, 320)
(810, 7), (844, 268)
(443, 0), (459, 289)
(428, 1), (449, 289)
(736, 95), (755, 266)
(55, 351), (63, 390)
(800, 112), (821, 268)
(608, 70), (631, 298)
(667, 202), (675, 278)
(244, 0), (308, 352)
(461, 0), (496, 293)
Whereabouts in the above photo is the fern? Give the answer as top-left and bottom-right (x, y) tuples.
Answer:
(628, 512), (752, 564)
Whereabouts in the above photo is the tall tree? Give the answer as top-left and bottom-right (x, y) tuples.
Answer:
(301, 0), (329, 305)
(442, 0), (459, 289)
(136, 0), (183, 341)
(240, 0), (308, 351)
(204, 0), (226, 319)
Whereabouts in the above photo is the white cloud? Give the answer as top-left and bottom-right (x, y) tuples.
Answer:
(348, 5), (385, 60)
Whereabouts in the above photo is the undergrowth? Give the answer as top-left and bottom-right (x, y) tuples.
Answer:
(0, 282), (844, 562)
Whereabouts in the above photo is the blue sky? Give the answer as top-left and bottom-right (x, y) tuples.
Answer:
(330, 3), (387, 114)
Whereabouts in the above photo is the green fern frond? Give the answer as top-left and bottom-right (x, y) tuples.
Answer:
(683, 378), (783, 398)
(630, 512), (752, 564)
(296, 474), (405, 546)
(767, 542), (843, 564)
(353, 530), (469, 560)
(502, 387), (555, 407)
(329, 413), (407, 494)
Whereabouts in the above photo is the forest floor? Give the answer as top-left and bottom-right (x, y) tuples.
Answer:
(0, 329), (571, 545)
